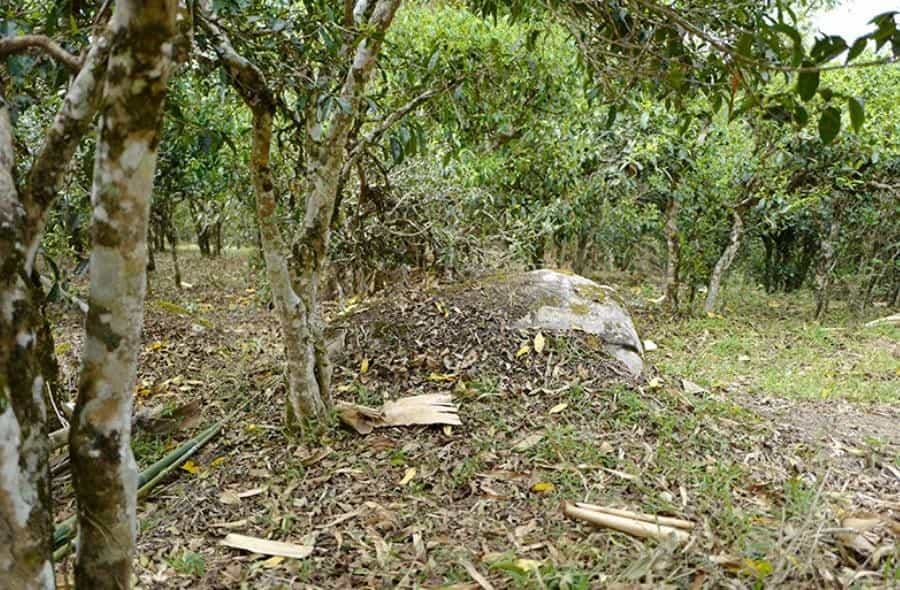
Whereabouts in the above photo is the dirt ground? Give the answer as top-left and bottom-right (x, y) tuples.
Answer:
(49, 251), (899, 589)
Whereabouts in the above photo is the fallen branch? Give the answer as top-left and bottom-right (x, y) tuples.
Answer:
(563, 502), (691, 543)
(864, 313), (899, 328)
(573, 502), (694, 530)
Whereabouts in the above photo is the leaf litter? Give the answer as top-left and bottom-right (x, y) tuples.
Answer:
(46, 253), (900, 588)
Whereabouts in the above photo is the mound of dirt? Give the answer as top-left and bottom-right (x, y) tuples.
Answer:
(332, 270), (643, 400)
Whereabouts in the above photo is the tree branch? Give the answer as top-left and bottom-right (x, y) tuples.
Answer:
(0, 35), (82, 74)
(341, 79), (458, 179)
(21, 29), (112, 272)
(633, 0), (898, 73)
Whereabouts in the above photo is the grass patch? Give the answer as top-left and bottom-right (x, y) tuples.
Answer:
(648, 285), (899, 404)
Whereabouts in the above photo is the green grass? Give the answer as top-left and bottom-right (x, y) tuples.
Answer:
(166, 550), (206, 576)
(649, 284), (899, 404)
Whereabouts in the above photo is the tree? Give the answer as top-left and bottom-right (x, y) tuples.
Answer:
(198, 0), (403, 426)
(1, 1), (178, 587)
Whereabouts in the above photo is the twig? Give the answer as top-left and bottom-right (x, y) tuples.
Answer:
(0, 35), (82, 73)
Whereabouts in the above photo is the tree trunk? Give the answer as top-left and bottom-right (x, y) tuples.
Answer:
(663, 196), (680, 309)
(705, 208), (745, 313)
(169, 223), (182, 289)
(214, 220), (223, 256)
(0, 96), (55, 590)
(814, 207), (841, 320)
(1, 25), (112, 589)
(203, 0), (401, 428)
(69, 2), (176, 588)
(284, 0), (401, 427)
(573, 230), (590, 275)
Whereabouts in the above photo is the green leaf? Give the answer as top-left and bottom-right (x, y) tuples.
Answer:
(818, 107), (841, 144)
(847, 97), (864, 132)
(796, 66), (819, 101)
(846, 37), (868, 63)
(604, 105), (617, 129)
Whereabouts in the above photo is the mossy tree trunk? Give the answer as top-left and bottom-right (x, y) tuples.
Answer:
(68, 1), (176, 588)
(1, 28), (112, 589)
(704, 206), (746, 313)
(202, 0), (401, 429)
(663, 195), (680, 309)
(814, 202), (841, 321)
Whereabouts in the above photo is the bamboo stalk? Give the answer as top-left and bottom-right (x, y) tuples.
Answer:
(573, 502), (694, 530)
(53, 421), (222, 549)
(563, 502), (691, 543)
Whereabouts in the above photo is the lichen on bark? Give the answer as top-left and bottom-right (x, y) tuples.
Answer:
(68, 2), (177, 588)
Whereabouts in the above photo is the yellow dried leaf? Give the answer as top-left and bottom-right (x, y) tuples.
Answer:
(427, 372), (456, 382)
(647, 377), (662, 389)
(533, 332), (545, 353)
(54, 342), (72, 355)
(530, 482), (555, 494)
(548, 402), (568, 415)
(360, 358), (369, 374)
(181, 460), (201, 475)
(261, 556), (284, 568)
(442, 425), (453, 435)
(147, 341), (165, 351)
(513, 558), (541, 573)
(516, 344), (530, 358)
(210, 457), (227, 468)
(741, 559), (772, 578)
(399, 467), (416, 486)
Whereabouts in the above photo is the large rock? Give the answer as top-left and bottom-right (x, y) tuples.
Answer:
(512, 269), (644, 375)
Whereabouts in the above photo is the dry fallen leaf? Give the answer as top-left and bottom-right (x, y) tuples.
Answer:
(533, 332), (545, 353)
(337, 394), (461, 434)
(221, 533), (314, 559)
(515, 344), (530, 358)
(681, 379), (707, 395)
(399, 467), (416, 486)
(180, 460), (200, 475)
(530, 482), (555, 494)
(360, 358), (369, 374)
(512, 432), (543, 452)
(548, 402), (568, 415)
(513, 558), (541, 573)
(427, 372), (457, 382)
(219, 491), (240, 505)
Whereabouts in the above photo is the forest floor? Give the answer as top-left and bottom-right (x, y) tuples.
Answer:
(49, 250), (899, 589)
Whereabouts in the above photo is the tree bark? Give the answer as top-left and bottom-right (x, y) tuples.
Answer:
(814, 205), (841, 320)
(1, 26), (112, 590)
(284, 0), (401, 427)
(0, 92), (55, 590)
(663, 195), (680, 309)
(69, 2), (176, 588)
(202, 0), (401, 428)
(704, 207), (745, 313)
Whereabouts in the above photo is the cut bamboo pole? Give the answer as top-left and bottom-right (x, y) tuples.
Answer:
(53, 421), (222, 549)
(573, 502), (694, 530)
(563, 502), (691, 543)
